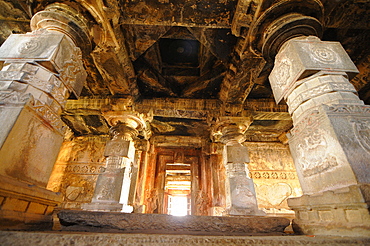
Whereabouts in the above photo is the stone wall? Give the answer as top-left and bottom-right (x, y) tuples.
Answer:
(245, 142), (302, 214)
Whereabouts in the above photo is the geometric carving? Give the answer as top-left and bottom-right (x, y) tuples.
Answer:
(251, 171), (297, 180)
(287, 75), (358, 114)
(271, 58), (291, 92)
(18, 38), (42, 54)
(325, 104), (370, 115)
(65, 165), (105, 174)
(310, 45), (338, 64)
(28, 99), (66, 135)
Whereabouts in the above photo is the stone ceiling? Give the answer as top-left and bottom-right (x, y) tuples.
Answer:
(0, 0), (369, 143)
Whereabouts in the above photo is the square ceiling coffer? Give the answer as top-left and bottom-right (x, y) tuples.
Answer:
(159, 38), (200, 76)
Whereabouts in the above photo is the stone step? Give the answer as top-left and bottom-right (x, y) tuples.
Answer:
(0, 231), (369, 246)
(57, 210), (290, 235)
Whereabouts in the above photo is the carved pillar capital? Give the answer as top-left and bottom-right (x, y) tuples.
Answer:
(211, 116), (253, 145)
(103, 111), (152, 139)
(269, 36), (359, 105)
(109, 123), (138, 142)
(30, 3), (92, 55)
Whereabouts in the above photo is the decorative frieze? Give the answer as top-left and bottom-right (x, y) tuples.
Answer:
(250, 171), (297, 180)
(64, 164), (105, 175)
(0, 90), (31, 105)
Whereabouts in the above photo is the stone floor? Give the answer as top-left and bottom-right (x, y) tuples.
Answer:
(0, 231), (369, 246)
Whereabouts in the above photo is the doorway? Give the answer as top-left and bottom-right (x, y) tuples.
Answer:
(165, 163), (191, 216)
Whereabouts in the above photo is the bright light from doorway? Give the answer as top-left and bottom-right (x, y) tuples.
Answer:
(168, 195), (188, 216)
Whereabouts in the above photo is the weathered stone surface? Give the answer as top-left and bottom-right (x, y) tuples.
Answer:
(58, 210), (289, 235)
(2, 231), (370, 246)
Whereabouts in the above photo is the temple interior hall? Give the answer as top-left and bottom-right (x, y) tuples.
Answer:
(0, 0), (369, 244)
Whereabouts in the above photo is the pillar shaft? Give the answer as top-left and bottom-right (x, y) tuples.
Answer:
(269, 36), (370, 236)
(216, 123), (263, 215)
(83, 123), (136, 212)
(82, 111), (150, 212)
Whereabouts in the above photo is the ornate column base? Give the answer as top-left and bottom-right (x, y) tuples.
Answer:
(288, 184), (370, 237)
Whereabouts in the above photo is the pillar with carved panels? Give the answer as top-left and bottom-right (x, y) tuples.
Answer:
(248, 3), (370, 234)
(212, 118), (264, 216)
(268, 36), (370, 236)
(0, 3), (90, 187)
(0, 3), (90, 229)
(83, 111), (151, 212)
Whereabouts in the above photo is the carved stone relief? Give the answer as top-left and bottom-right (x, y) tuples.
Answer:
(295, 128), (338, 177)
(47, 136), (107, 208)
(351, 119), (370, 154)
(309, 44), (339, 64)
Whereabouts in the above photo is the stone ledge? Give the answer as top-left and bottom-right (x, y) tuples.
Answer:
(58, 210), (290, 236)
(1, 231), (369, 246)
(0, 175), (63, 230)
(0, 175), (63, 205)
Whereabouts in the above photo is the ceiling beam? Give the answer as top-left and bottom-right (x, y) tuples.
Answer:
(119, 0), (237, 29)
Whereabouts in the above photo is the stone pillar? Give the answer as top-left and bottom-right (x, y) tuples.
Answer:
(83, 112), (149, 212)
(129, 139), (149, 212)
(209, 142), (227, 216)
(0, 3), (89, 187)
(0, 3), (90, 229)
(269, 36), (370, 236)
(213, 120), (264, 216)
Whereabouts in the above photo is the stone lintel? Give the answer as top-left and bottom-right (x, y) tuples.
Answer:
(151, 135), (203, 148)
(64, 98), (289, 120)
(58, 210), (290, 235)
(118, 1), (236, 29)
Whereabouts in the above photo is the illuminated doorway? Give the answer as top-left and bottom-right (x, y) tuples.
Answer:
(165, 163), (191, 216)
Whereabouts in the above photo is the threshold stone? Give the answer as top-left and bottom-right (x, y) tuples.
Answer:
(58, 210), (290, 235)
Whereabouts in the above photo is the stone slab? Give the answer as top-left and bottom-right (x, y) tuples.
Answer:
(1, 231), (369, 246)
(58, 210), (290, 236)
